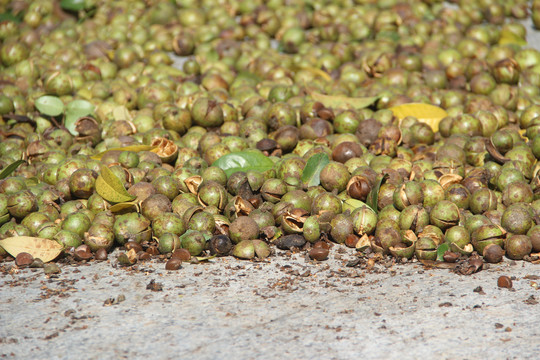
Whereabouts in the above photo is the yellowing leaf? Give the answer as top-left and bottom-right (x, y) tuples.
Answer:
(96, 166), (135, 203)
(390, 103), (448, 132)
(91, 145), (157, 160)
(0, 236), (63, 262)
(308, 90), (379, 110)
(109, 201), (140, 213)
(498, 33), (527, 47)
(294, 65), (332, 81)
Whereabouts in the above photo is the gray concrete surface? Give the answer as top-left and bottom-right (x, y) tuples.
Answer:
(1, 247), (540, 360)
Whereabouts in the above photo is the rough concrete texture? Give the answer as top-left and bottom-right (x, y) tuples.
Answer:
(1, 247), (540, 360)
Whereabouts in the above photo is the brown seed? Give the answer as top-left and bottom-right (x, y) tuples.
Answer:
(497, 275), (513, 289)
(313, 241), (330, 250)
(443, 251), (459, 263)
(172, 248), (191, 261)
(74, 245), (93, 261)
(138, 251), (151, 261)
(95, 248), (108, 261)
(332, 141), (363, 163)
(165, 258), (182, 270)
(309, 247), (329, 261)
(483, 243), (504, 263)
(345, 234), (360, 248)
(15, 252), (34, 267)
(125, 240), (143, 253)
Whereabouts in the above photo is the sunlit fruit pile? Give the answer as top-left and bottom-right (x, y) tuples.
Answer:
(1, 0), (540, 270)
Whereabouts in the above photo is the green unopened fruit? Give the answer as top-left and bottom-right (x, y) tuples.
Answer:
(505, 234), (532, 260)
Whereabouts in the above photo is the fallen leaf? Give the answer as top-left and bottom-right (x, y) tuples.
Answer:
(109, 201), (140, 213)
(307, 90), (379, 110)
(91, 145), (157, 161)
(436, 243), (450, 261)
(34, 95), (64, 117)
(0, 160), (25, 180)
(366, 173), (388, 213)
(0, 236), (63, 263)
(212, 150), (275, 177)
(301, 153), (330, 187)
(390, 103), (448, 132)
(293, 65), (332, 81)
(95, 166), (135, 203)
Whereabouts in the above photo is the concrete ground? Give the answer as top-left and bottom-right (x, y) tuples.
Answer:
(1, 247), (539, 360)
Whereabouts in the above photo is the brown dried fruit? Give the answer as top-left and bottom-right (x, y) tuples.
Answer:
(165, 258), (182, 270)
(15, 252), (33, 267)
(171, 248), (191, 261)
(309, 247), (329, 261)
(95, 248), (108, 261)
(497, 275), (513, 289)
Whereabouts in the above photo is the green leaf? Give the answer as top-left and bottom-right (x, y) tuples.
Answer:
(212, 150), (275, 177)
(308, 90), (379, 110)
(0, 11), (22, 23)
(0, 160), (25, 180)
(60, 0), (86, 11)
(34, 96), (64, 117)
(91, 145), (157, 160)
(95, 166), (136, 203)
(301, 153), (330, 187)
(437, 243), (450, 262)
(366, 173), (388, 214)
(64, 99), (95, 135)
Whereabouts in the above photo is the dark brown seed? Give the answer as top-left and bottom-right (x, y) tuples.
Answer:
(483, 243), (504, 263)
(172, 248), (191, 261)
(274, 234), (306, 250)
(15, 252), (33, 267)
(309, 247), (329, 261)
(345, 234), (360, 248)
(165, 258), (182, 270)
(497, 275), (513, 289)
(95, 248), (108, 261)
(443, 251), (459, 263)
(256, 138), (278, 152)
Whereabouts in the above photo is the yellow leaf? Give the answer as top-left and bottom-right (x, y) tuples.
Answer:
(0, 236), (63, 263)
(293, 65), (332, 81)
(109, 201), (139, 213)
(390, 103), (448, 132)
(307, 89), (379, 110)
(91, 145), (157, 160)
(95, 166), (135, 203)
(498, 33), (527, 47)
